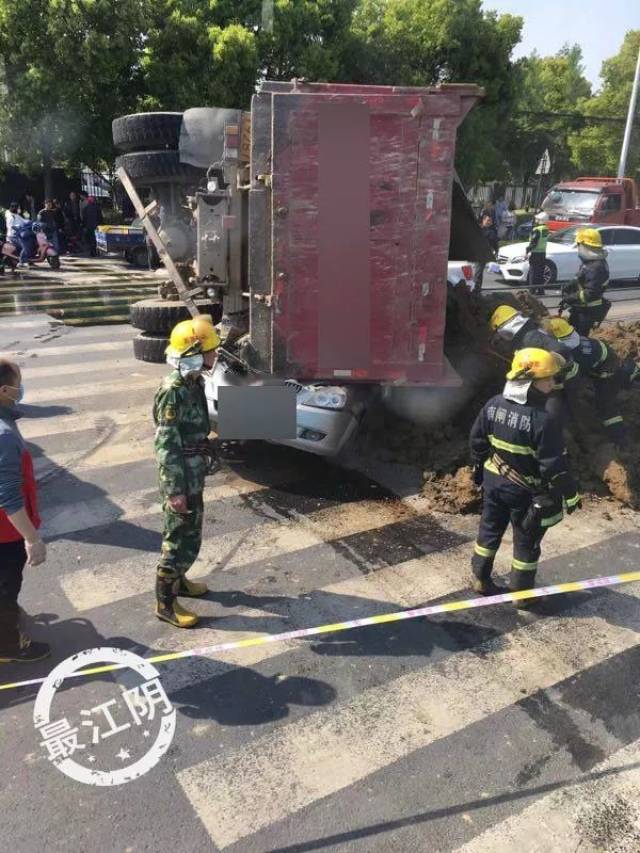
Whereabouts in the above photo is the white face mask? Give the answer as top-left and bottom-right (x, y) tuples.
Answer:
(178, 354), (204, 378)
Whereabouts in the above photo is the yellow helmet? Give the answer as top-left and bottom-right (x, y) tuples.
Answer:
(544, 316), (575, 340)
(166, 315), (220, 358)
(506, 347), (566, 381)
(575, 228), (603, 250)
(490, 304), (519, 331)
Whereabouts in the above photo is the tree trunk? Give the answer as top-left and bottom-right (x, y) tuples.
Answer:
(43, 152), (53, 201)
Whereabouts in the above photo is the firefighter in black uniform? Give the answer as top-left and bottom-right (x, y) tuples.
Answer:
(490, 305), (580, 423)
(560, 228), (610, 336)
(470, 347), (581, 601)
(545, 316), (640, 446)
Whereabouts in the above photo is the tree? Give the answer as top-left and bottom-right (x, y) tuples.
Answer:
(506, 45), (592, 185)
(568, 30), (640, 177)
(346, 0), (523, 184)
(0, 0), (149, 196)
(139, 0), (360, 111)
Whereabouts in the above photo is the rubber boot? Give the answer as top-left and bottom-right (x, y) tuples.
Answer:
(155, 576), (199, 628)
(471, 576), (506, 596)
(509, 569), (537, 610)
(175, 576), (209, 598)
(0, 631), (50, 663)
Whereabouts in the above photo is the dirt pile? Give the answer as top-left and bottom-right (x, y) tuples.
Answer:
(359, 290), (640, 513)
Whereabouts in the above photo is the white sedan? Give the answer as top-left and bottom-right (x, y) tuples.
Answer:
(496, 225), (640, 286)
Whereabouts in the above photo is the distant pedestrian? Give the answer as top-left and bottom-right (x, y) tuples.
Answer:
(495, 195), (508, 238)
(81, 195), (103, 257)
(474, 201), (499, 291)
(0, 359), (49, 663)
(52, 199), (67, 254)
(63, 191), (82, 252)
(479, 201), (499, 254)
(526, 211), (549, 296)
(21, 193), (36, 221)
(502, 202), (517, 240)
(37, 199), (60, 252)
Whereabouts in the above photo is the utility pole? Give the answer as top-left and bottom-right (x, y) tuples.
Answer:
(617, 46), (640, 179)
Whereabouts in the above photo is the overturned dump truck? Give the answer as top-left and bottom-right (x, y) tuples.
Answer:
(115, 80), (492, 456)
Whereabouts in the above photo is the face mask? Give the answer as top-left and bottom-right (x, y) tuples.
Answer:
(178, 354), (204, 378)
(1, 383), (22, 404)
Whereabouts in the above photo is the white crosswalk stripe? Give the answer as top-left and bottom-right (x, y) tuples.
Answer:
(456, 739), (640, 853)
(177, 605), (640, 849)
(14, 325), (640, 851)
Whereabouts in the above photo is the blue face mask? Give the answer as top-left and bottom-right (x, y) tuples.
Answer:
(178, 355), (204, 378)
(17, 383), (24, 403)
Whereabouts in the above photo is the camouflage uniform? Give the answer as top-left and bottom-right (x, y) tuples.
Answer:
(153, 369), (210, 604)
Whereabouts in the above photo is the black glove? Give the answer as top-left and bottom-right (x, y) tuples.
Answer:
(472, 463), (484, 487)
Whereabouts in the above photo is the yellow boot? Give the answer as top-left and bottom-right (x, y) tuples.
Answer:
(155, 577), (199, 627)
(176, 577), (209, 597)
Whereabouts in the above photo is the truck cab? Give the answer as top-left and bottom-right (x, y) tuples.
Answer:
(541, 177), (640, 231)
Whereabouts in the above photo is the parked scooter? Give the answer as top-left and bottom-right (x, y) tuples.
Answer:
(1, 223), (61, 272)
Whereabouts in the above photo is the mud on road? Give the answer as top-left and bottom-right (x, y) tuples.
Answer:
(359, 288), (640, 514)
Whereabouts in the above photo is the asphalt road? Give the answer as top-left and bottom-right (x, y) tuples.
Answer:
(1, 306), (640, 852)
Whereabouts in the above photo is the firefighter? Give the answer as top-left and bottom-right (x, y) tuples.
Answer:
(490, 305), (580, 422)
(526, 212), (549, 296)
(560, 228), (610, 336)
(545, 316), (640, 446)
(154, 315), (220, 628)
(470, 347), (581, 601)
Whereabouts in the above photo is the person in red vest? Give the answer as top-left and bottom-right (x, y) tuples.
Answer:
(0, 359), (49, 662)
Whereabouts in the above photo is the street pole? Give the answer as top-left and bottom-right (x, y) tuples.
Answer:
(617, 46), (640, 179)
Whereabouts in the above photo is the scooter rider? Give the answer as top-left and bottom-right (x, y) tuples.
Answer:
(470, 348), (581, 601)
(561, 228), (610, 336)
(5, 203), (36, 268)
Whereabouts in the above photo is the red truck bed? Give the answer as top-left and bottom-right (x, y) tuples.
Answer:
(248, 81), (483, 385)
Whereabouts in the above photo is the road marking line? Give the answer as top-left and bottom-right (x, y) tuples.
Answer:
(58, 498), (416, 610)
(175, 574), (640, 849)
(4, 571), (640, 696)
(456, 739), (640, 853)
(42, 465), (304, 539)
(5, 340), (134, 357)
(16, 375), (161, 404)
(19, 408), (147, 440)
(19, 359), (154, 381)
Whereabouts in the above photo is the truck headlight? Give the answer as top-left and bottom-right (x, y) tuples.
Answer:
(297, 386), (348, 410)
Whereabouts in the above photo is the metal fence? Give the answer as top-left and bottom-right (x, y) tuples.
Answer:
(467, 183), (544, 212)
(81, 167), (112, 199)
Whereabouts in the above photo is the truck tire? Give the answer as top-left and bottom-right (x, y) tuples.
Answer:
(112, 112), (183, 152)
(133, 332), (169, 363)
(115, 151), (203, 183)
(130, 298), (223, 334)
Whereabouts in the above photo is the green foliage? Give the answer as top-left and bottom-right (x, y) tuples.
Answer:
(348, 0), (523, 183)
(568, 30), (640, 177)
(507, 44), (592, 183)
(0, 0), (148, 187)
(13, 0), (638, 195)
